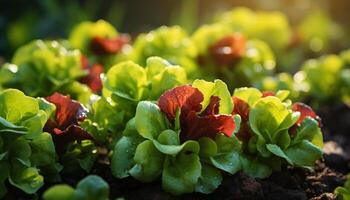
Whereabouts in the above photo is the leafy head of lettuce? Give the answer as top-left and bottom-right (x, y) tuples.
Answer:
(192, 23), (276, 89)
(297, 10), (346, 53)
(294, 53), (349, 106)
(231, 87), (323, 178)
(83, 57), (188, 144)
(111, 79), (242, 195)
(215, 7), (292, 51)
(0, 89), (61, 198)
(69, 20), (131, 69)
(0, 40), (93, 104)
(130, 26), (199, 79)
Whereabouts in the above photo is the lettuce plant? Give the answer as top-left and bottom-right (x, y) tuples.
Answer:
(130, 26), (199, 78)
(294, 50), (350, 106)
(83, 57), (188, 144)
(297, 10), (347, 54)
(0, 89), (60, 198)
(44, 93), (96, 172)
(214, 7), (292, 52)
(191, 23), (275, 89)
(43, 175), (109, 200)
(232, 87), (323, 178)
(0, 40), (93, 104)
(111, 79), (242, 195)
(212, 7), (316, 72)
(69, 20), (131, 68)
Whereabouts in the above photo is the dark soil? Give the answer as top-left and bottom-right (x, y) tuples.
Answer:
(85, 155), (345, 200)
(4, 104), (350, 200)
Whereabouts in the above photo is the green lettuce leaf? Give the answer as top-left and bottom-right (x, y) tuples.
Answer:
(0, 89), (60, 196)
(162, 142), (201, 195)
(135, 101), (168, 140)
(0, 40), (91, 101)
(129, 140), (164, 182)
(192, 79), (233, 114)
(209, 135), (241, 174)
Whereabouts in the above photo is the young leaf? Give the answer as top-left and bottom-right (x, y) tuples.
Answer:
(105, 61), (147, 101)
(148, 59), (187, 99)
(249, 96), (294, 155)
(192, 79), (233, 114)
(233, 87), (262, 107)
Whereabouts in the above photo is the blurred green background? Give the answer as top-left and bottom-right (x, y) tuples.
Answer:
(1, 0), (349, 60)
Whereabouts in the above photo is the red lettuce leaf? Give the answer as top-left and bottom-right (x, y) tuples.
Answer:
(181, 111), (235, 141)
(209, 33), (246, 66)
(292, 102), (321, 126)
(262, 91), (275, 97)
(158, 85), (235, 141)
(80, 64), (104, 93)
(232, 97), (250, 121)
(79, 55), (104, 93)
(232, 96), (251, 140)
(81, 55), (90, 69)
(158, 85), (203, 122)
(44, 93), (93, 153)
(200, 96), (220, 116)
(90, 35), (130, 55)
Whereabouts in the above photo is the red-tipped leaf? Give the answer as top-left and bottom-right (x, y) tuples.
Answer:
(181, 111), (235, 141)
(44, 93), (93, 153)
(209, 33), (246, 66)
(158, 85), (203, 122)
(90, 35), (130, 55)
(292, 102), (321, 126)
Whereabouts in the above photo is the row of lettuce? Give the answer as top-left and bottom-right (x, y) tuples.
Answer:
(0, 56), (324, 198)
(1, 10), (349, 108)
(0, 7), (348, 199)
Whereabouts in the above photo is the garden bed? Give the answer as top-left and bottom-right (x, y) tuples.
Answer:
(5, 106), (348, 200)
